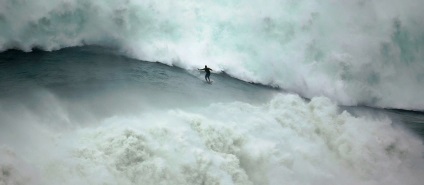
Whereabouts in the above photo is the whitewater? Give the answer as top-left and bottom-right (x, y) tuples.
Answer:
(1, 0), (424, 185)
(1, 0), (424, 109)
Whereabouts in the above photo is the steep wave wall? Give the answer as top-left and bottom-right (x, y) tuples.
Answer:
(1, 0), (424, 109)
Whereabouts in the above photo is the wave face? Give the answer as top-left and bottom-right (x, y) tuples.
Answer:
(1, 0), (424, 109)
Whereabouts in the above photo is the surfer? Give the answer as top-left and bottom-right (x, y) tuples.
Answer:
(198, 65), (213, 83)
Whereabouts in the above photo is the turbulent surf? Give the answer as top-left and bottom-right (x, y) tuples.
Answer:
(1, 0), (424, 109)
(1, 0), (424, 185)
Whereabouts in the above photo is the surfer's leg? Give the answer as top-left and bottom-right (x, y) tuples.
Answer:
(206, 73), (210, 82)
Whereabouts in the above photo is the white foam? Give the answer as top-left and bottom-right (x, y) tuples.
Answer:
(1, 0), (424, 109)
(2, 93), (423, 185)
(0, 147), (40, 185)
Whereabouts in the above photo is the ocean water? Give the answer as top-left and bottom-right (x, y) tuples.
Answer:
(1, 0), (424, 109)
(1, 0), (424, 185)
(1, 46), (423, 185)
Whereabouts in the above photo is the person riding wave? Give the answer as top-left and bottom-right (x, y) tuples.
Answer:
(198, 65), (213, 83)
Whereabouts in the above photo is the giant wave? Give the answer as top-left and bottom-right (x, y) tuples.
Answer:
(0, 40), (423, 184)
(1, 0), (424, 110)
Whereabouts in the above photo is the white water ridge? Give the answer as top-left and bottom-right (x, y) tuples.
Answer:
(1, 0), (424, 109)
(1, 93), (423, 185)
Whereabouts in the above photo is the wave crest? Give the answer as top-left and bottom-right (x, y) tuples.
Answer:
(1, 0), (424, 109)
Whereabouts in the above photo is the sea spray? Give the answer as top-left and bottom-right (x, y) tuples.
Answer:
(1, 0), (423, 109)
(0, 147), (40, 185)
(1, 93), (423, 185)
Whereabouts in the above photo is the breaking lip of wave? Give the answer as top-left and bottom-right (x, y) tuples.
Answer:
(1, 0), (424, 110)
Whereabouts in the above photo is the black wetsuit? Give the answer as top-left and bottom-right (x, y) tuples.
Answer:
(205, 68), (211, 78)
(200, 67), (212, 82)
